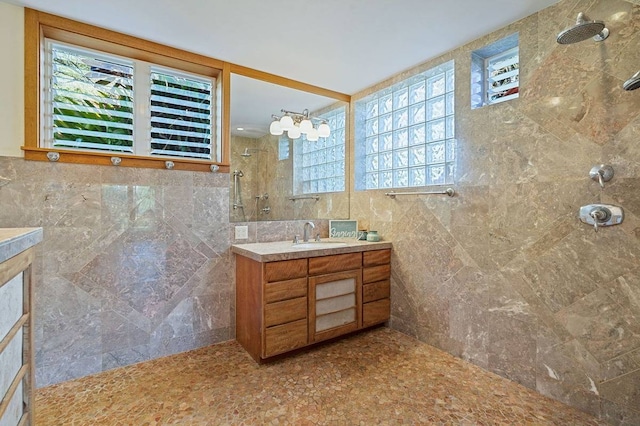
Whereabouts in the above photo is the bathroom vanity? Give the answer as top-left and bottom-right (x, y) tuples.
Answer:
(0, 228), (42, 426)
(232, 240), (392, 362)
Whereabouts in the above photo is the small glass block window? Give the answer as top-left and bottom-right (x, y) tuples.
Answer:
(293, 105), (346, 194)
(278, 136), (289, 160)
(355, 60), (455, 190)
(471, 33), (519, 109)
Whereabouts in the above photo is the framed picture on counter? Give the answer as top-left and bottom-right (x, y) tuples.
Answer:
(329, 220), (358, 239)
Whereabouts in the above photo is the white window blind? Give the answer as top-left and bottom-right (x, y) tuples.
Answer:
(48, 42), (135, 153)
(44, 40), (216, 160)
(149, 69), (213, 160)
(486, 47), (519, 105)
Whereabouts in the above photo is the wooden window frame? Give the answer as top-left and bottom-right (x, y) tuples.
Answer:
(23, 8), (231, 173)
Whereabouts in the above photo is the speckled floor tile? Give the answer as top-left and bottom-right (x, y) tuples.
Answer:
(35, 328), (604, 425)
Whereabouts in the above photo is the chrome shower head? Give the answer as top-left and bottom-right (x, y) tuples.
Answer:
(557, 12), (609, 44)
(623, 71), (640, 91)
(240, 148), (252, 157)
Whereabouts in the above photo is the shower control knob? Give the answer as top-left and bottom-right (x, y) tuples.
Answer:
(579, 204), (623, 233)
(589, 164), (614, 188)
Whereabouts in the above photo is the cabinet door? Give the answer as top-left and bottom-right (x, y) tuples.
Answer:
(309, 270), (362, 343)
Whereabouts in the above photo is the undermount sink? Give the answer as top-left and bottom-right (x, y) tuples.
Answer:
(291, 241), (348, 249)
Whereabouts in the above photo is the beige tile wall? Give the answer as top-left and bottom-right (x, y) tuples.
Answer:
(350, 0), (640, 423)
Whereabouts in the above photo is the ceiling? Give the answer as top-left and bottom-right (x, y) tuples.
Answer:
(3, 0), (559, 136)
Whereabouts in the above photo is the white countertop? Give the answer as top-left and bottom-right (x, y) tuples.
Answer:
(0, 228), (43, 263)
(231, 239), (392, 262)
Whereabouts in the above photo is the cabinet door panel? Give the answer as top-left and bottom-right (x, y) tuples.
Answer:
(309, 270), (362, 343)
(363, 280), (390, 303)
(264, 297), (307, 327)
(363, 249), (391, 267)
(264, 277), (307, 303)
(264, 319), (308, 358)
(363, 264), (391, 284)
(363, 299), (390, 327)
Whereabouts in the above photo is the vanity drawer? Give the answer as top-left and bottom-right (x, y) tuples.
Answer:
(264, 259), (307, 282)
(363, 264), (390, 283)
(264, 277), (307, 303)
(309, 253), (361, 276)
(363, 298), (390, 327)
(264, 297), (307, 327)
(264, 319), (308, 357)
(363, 280), (390, 303)
(363, 249), (391, 267)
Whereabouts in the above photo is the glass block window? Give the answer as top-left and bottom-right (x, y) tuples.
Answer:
(293, 105), (346, 194)
(278, 136), (290, 160)
(355, 60), (455, 190)
(471, 33), (519, 108)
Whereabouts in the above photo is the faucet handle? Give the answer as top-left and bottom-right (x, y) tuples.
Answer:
(293, 235), (299, 244)
(589, 164), (614, 189)
(315, 234), (321, 242)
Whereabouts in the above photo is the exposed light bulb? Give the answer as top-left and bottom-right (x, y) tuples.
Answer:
(299, 118), (313, 134)
(279, 115), (294, 131)
(288, 125), (301, 139)
(317, 122), (330, 138)
(306, 127), (319, 141)
(269, 120), (283, 135)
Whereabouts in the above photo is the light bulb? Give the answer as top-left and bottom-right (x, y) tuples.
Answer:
(299, 118), (313, 134)
(317, 122), (330, 138)
(269, 120), (283, 135)
(279, 114), (294, 131)
(306, 127), (319, 141)
(288, 125), (301, 139)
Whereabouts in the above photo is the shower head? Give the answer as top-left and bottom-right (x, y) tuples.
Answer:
(241, 148), (252, 157)
(557, 12), (609, 44)
(623, 71), (640, 91)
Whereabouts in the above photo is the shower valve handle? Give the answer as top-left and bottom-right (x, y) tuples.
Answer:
(589, 165), (614, 189)
(589, 208), (609, 232)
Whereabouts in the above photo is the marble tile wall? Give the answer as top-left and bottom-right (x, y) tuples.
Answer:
(0, 155), (328, 387)
(350, 0), (640, 423)
(0, 157), (234, 387)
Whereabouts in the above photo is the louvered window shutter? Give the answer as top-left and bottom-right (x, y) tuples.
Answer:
(48, 42), (135, 153)
(149, 69), (213, 160)
(486, 47), (519, 105)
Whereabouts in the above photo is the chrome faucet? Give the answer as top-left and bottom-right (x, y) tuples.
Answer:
(303, 221), (315, 242)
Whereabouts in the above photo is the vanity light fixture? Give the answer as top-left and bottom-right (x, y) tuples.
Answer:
(270, 108), (330, 141)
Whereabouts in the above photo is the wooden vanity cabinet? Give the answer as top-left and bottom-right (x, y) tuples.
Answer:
(362, 249), (391, 327)
(235, 248), (391, 362)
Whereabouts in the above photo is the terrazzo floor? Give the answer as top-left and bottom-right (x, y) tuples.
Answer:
(35, 327), (604, 425)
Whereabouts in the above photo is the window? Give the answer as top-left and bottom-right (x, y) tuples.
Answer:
(24, 9), (226, 172)
(355, 61), (455, 190)
(293, 105), (346, 194)
(278, 137), (290, 160)
(471, 33), (519, 108)
(44, 41), (214, 160)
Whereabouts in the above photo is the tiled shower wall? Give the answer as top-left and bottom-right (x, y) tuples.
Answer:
(351, 0), (640, 423)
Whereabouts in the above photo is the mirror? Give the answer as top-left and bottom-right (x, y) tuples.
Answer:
(230, 74), (350, 222)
